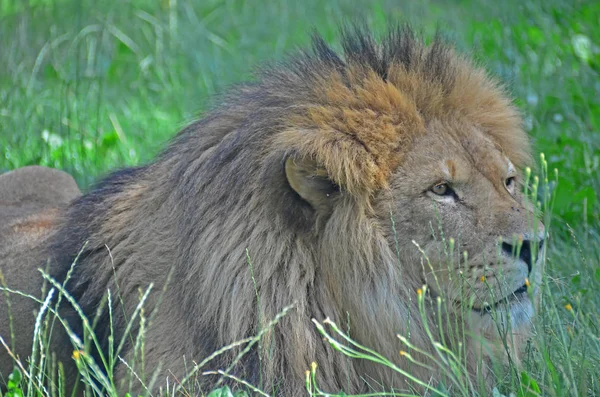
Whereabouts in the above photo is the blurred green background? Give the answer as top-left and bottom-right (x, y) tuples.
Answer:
(1, 0), (598, 230)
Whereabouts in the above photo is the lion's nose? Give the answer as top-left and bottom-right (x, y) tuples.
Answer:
(501, 238), (544, 275)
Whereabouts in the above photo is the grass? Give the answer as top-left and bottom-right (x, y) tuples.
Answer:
(1, 0), (599, 396)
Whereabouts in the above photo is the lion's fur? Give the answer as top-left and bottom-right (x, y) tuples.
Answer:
(1, 27), (544, 395)
(0, 166), (81, 384)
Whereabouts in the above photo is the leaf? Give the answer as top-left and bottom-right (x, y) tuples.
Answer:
(100, 131), (120, 149)
(207, 386), (235, 397)
(7, 367), (22, 389)
(571, 34), (592, 63)
(518, 371), (542, 397)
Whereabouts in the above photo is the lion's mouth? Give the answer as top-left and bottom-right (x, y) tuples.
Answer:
(471, 283), (529, 315)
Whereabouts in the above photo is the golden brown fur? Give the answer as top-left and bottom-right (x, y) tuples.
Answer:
(0, 27), (544, 395)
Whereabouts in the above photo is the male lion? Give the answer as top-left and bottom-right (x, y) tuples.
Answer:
(1, 27), (545, 395)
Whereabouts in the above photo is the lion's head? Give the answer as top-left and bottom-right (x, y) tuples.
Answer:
(17, 26), (545, 395)
(269, 27), (545, 389)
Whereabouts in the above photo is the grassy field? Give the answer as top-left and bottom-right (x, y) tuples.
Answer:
(1, 0), (599, 396)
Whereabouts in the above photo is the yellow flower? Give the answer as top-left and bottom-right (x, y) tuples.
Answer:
(417, 288), (423, 296)
(72, 350), (83, 360)
(564, 304), (573, 311)
(525, 278), (530, 287)
(480, 275), (486, 282)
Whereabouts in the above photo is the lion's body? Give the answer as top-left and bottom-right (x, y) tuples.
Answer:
(0, 167), (81, 384)
(1, 28), (544, 395)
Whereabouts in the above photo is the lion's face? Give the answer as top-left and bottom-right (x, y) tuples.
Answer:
(382, 118), (545, 335)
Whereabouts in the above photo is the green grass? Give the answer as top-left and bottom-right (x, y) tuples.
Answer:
(1, 0), (599, 396)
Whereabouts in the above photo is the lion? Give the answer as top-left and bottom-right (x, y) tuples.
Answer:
(1, 27), (545, 395)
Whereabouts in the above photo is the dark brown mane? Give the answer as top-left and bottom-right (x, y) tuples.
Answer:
(287, 25), (457, 90)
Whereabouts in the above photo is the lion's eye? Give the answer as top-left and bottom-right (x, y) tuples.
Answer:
(505, 176), (516, 193)
(431, 183), (452, 196)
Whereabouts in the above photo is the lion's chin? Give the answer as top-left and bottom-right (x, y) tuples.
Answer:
(465, 295), (535, 373)
(468, 293), (535, 337)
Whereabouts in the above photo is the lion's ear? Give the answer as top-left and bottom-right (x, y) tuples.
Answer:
(285, 156), (338, 213)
